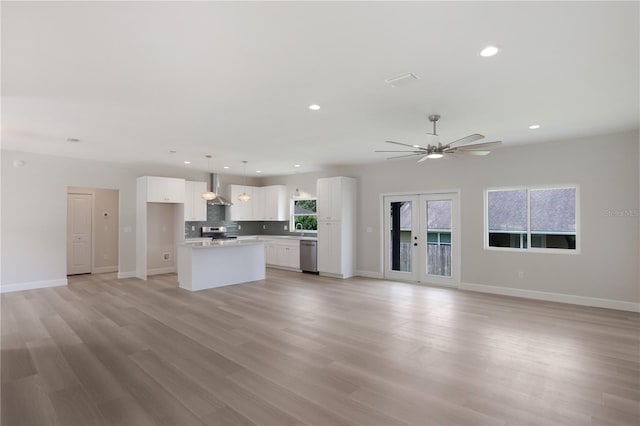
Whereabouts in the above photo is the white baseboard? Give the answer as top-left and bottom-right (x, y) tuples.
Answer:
(356, 270), (384, 279)
(266, 265), (302, 273)
(0, 278), (68, 293)
(147, 267), (176, 276)
(460, 282), (640, 313)
(117, 271), (136, 279)
(92, 266), (118, 274)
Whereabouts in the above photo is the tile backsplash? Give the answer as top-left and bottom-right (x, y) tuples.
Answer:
(185, 205), (315, 238)
(184, 205), (237, 238)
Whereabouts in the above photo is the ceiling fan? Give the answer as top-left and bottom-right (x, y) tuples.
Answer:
(376, 114), (502, 162)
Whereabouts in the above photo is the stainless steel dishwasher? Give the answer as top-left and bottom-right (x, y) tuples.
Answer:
(300, 240), (318, 273)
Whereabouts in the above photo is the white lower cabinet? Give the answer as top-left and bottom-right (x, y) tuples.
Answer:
(263, 239), (300, 270)
(318, 221), (341, 275)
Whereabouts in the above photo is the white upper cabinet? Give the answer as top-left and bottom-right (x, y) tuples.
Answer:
(252, 186), (265, 221)
(143, 176), (186, 203)
(263, 185), (287, 221)
(184, 181), (207, 222)
(227, 184), (288, 221)
(317, 176), (352, 221)
(228, 185), (253, 221)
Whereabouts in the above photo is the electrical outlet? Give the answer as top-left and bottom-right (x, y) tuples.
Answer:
(163, 252), (171, 261)
(262, 224), (266, 230)
(284, 224), (288, 230)
(191, 225), (195, 231)
(238, 224), (242, 230)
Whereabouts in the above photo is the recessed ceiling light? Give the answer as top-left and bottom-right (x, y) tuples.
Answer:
(308, 104), (321, 111)
(223, 166), (230, 169)
(480, 46), (500, 57)
(66, 137), (80, 143)
(183, 161), (191, 164)
(529, 124), (541, 129)
(256, 170), (262, 173)
(294, 164), (301, 168)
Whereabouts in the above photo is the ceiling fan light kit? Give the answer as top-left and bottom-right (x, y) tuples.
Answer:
(375, 114), (502, 162)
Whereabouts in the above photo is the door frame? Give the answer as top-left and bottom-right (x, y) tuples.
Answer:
(380, 189), (461, 288)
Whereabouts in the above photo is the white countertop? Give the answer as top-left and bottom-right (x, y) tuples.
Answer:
(180, 240), (265, 249)
(238, 235), (317, 241)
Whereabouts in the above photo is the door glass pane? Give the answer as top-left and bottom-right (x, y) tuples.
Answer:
(426, 200), (451, 277)
(389, 201), (412, 272)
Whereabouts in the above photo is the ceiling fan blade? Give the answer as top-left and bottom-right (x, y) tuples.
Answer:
(375, 150), (424, 153)
(386, 140), (426, 149)
(458, 150), (492, 156)
(416, 155), (431, 163)
(442, 133), (484, 148)
(453, 141), (502, 151)
(387, 153), (425, 160)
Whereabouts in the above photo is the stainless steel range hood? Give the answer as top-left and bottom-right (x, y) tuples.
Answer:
(207, 173), (233, 206)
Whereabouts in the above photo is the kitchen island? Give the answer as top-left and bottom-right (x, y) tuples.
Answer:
(177, 240), (265, 291)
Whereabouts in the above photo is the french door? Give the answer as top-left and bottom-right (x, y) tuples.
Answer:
(383, 192), (460, 287)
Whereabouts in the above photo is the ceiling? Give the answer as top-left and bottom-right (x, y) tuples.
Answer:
(2, 1), (638, 176)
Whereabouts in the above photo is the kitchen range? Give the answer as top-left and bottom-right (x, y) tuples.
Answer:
(201, 226), (236, 240)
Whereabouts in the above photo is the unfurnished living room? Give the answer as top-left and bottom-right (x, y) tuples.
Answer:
(1, 1), (639, 425)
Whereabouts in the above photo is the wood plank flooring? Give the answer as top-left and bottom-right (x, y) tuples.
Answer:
(2, 270), (639, 425)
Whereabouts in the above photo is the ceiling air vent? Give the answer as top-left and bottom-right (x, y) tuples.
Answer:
(384, 72), (419, 87)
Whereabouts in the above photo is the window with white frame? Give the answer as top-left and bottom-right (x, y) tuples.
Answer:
(486, 187), (577, 251)
(291, 199), (317, 232)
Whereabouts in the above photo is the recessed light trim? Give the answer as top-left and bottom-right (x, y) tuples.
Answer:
(183, 161), (191, 164)
(308, 104), (321, 111)
(223, 166), (230, 169)
(294, 164), (301, 168)
(480, 45), (500, 57)
(529, 124), (541, 129)
(255, 170), (262, 173)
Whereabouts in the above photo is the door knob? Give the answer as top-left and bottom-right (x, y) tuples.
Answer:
(413, 243), (418, 246)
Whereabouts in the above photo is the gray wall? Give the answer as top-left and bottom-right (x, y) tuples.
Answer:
(2, 129), (638, 307)
(263, 130), (640, 304)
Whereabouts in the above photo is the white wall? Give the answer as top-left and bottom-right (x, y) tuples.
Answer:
(0, 150), (251, 287)
(263, 130), (640, 307)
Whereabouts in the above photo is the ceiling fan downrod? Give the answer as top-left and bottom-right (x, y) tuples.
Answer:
(428, 114), (440, 135)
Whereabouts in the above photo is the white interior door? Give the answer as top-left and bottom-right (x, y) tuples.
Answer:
(383, 192), (460, 287)
(67, 193), (93, 275)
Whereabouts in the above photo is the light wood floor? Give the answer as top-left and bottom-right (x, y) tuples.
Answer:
(2, 270), (639, 426)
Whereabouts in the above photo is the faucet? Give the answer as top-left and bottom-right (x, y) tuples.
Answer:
(295, 222), (304, 234)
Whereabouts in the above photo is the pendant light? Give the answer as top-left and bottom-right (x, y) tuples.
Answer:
(201, 155), (217, 201)
(238, 161), (252, 202)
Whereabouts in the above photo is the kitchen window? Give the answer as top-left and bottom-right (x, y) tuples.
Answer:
(485, 186), (578, 252)
(291, 198), (317, 232)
